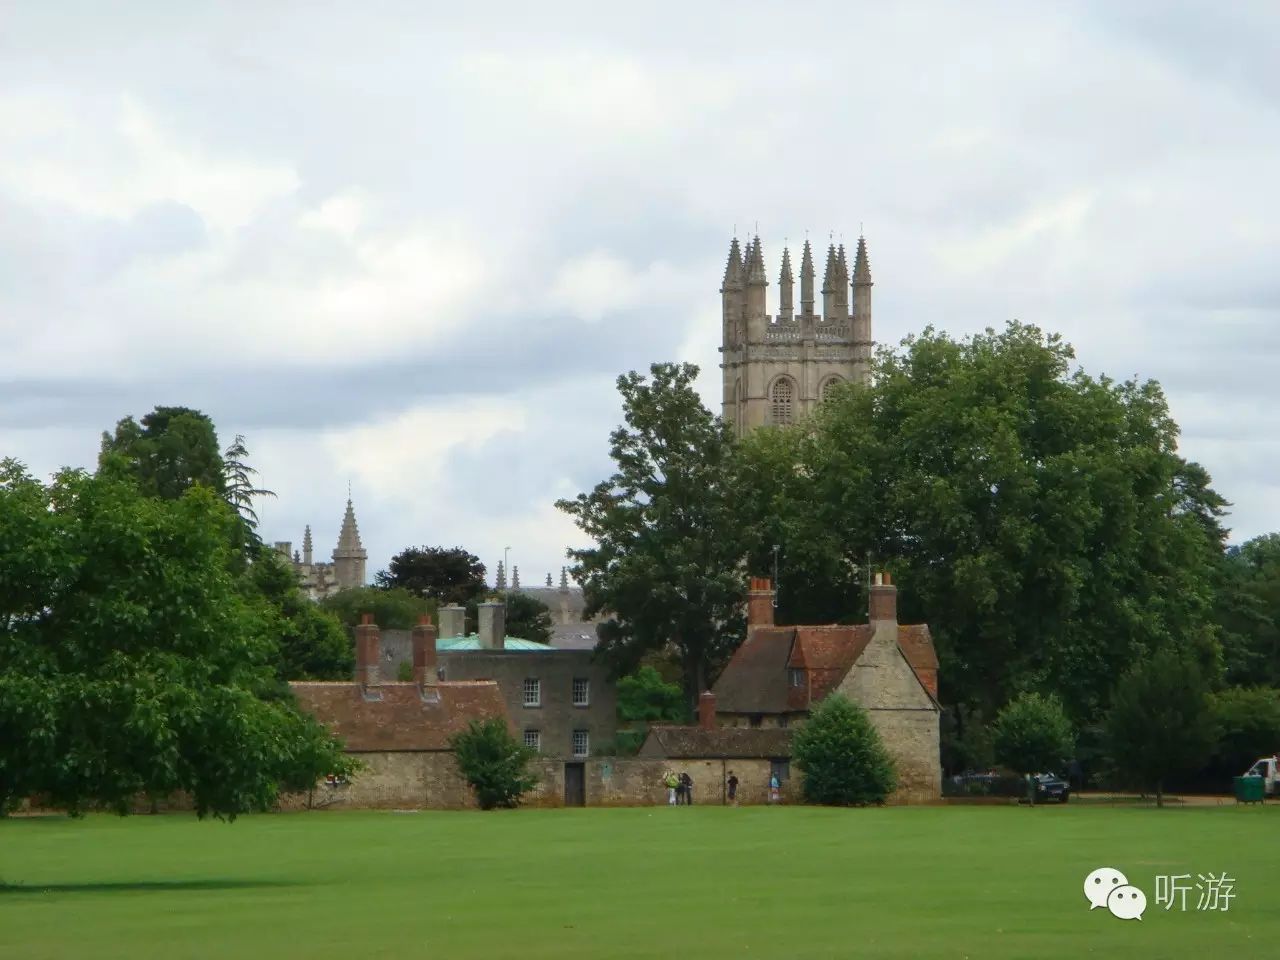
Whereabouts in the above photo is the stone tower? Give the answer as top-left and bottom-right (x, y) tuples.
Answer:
(332, 499), (367, 590)
(720, 232), (873, 436)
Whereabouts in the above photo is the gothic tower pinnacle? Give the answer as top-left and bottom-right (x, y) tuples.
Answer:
(332, 498), (368, 590)
(302, 524), (313, 566)
(799, 239), (815, 318)
(778, 246), (794, 322)
(852, 234), (874, 378)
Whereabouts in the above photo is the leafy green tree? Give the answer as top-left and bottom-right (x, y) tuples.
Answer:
(1215, 534), (1280, 685)
(320, 586), (433, 630)
(737, 322), (1227, 723)
(502, 592), (553, 645)
(100, 406), (227, 500)
(992, 693), (1075, 803)
(0, 459), (349, 818)
(616, 666), (686, 723)
(375, 546), (486, 605)
(449, 717), (539, 810)
(557, 363), (750, 704)
(1106, 649), (1217, 807)
(1208, 687), (1280, 780)
(247, 550), (353, 681)
(792, 694), (896, 806)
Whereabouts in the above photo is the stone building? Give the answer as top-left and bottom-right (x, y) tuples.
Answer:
(720, 233), (873, 436)
(288, 614), (511, 809)
(709, 574), (941, 803)
(505, 565), (607, 649)
(272, 499), (368, 600)
(375, 599), (618, 759)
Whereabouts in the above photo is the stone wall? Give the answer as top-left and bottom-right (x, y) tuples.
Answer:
(279, 751), (478, 811)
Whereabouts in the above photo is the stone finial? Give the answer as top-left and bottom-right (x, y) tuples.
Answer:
(302, 525), (313, 566)
(800, 239), (815, 317)
(559, 566), (569, 590)
(722, 237), (744, 289)
(512, 565), (520, 589)
(745, 236), (767, 286)
(778, 247), (794, 322)
(495, 560), (507, 590)
(836, 243), (849, 283)
(853, 234), (872, 285)
(545, 572), (553, 587)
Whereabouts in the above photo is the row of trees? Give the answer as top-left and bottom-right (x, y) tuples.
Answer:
(558, 324), (1272, 788)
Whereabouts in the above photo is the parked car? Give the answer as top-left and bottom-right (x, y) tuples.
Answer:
(1242, 756), (1280, 797)
(1029, 772), (1070, 803)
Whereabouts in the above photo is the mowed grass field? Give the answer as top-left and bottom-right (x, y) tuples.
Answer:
(1, 804), (1277, 959)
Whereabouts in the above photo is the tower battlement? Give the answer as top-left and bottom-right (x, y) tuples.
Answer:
(720, 232), (873, 435)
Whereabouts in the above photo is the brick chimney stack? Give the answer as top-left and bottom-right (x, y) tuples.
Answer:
(698, 691), (717, 731)
(411, 614), (438, 687)
(869, 572), (898, 624)
(355, 612), (380, 687)
(748, 577), (775, 628)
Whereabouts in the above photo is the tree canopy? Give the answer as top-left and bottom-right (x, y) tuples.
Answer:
(100, 406), (227, 501)
(449, 717), (539, 810)
(992, 693), (1076, 781)
(320, 586), (434, 631)
(556, 363), (749, 704)
(246, 549), (354, 681)
(1106, 649), (1217, 807)
(502, 593), (554, 645)
(1215, 534), (1280, 686)
(0, 460), (350, 817)
(375, 546), (487, 606)
(736, 322), (1227, 723)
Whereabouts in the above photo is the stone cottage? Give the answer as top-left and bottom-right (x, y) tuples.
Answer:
(709, 573), (941, 803)
(288, 614), (510, 809)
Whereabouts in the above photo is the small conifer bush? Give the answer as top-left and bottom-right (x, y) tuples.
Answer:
(793, 695), (897, 805)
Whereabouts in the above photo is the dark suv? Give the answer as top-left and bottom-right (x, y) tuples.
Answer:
(1031, 772), (1070, 803)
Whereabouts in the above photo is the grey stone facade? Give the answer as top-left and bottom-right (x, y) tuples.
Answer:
(720, 234), (873, 436)
(439, 650), (617, 759)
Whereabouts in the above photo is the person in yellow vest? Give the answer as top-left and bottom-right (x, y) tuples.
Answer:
(664, 771), (678, 805)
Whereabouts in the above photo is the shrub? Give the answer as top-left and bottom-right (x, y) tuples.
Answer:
(449, 718), (539, 810)
(792, 694), (896, 805)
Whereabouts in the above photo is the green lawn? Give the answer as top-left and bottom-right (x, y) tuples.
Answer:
(1, 804), (1276, 959)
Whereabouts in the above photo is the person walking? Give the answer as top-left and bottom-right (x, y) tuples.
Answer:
(726, 771), (739, 806)
(664, 770), (678, 806)
(679, 771), (694, 806)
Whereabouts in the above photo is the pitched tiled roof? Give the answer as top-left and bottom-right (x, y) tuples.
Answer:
(290, 681), (509, 752)
(711, 626), (797, 713)
(713, 622), (939, 714)
(639, 725), (793, 759)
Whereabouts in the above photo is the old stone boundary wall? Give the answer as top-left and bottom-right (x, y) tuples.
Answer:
(276, 751), (933, 811)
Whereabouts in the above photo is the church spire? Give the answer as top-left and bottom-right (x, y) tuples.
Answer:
(800, 239), (815, 318)
(778, 246), (794, 322)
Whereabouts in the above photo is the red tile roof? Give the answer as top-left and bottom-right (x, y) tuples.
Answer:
(713, 622), (938, 714)
(290, 680), (509, 752)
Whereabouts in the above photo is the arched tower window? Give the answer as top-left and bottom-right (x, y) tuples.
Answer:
(769, 377), (795, 426)
(820, 376), (844, 403)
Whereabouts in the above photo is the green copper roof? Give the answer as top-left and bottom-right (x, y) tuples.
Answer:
(437, 634), (551, 651)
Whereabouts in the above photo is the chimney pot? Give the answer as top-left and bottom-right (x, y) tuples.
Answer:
(360, 612), (374, 625)
(869, 572), (898, 624)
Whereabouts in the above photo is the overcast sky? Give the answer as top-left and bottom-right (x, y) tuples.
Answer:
(1, 1), (1277, 585)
